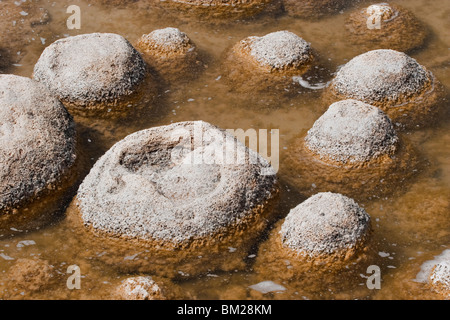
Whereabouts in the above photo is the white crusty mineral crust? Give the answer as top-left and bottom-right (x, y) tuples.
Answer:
(366, 3), (396, 20)
(331, 49), (431, 104)
(248, 31), (312, 70)
(33, 33), (147, 107)
(280, 192), (371, 257)
(430, 261), (450, 297)
(0, 75), (76, 212)
(305, 99), (398, 164)
(76, 121), (278, 246)
(138, 27), (192, 53)
(116, 276), (165, 300)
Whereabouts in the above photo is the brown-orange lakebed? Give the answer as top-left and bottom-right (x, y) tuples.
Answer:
(0, 0), (449, 301)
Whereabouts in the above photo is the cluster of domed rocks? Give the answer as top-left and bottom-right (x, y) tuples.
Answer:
(0, 1), (448, 300)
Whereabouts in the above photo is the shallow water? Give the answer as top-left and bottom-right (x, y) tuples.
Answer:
(0, 0), (449, 300)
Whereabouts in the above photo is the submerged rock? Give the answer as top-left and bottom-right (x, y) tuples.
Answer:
(33, 33), (157, 118)
(70, 121), (279, 278)
(135, 27), (204, 84)
(0, 75), (77, 235)
(283, 0), (353, 19)
(324, 49), (446, 129)
(284, 99), (419, 200)
(345, 3), (428, 53)
(157, 0), (280, 21)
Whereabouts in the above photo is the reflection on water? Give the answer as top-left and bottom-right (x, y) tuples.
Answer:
(0, 0), (449, 300)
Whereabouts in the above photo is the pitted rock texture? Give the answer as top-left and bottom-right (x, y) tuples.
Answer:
(280, 192), (371, 258)
(33, 33), (148, 111)
(76, 121), (278, 247)
(0, 75), (77, 218)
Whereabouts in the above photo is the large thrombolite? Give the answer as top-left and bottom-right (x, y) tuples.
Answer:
(284, 99), (419, 200)
(32, 33), (157, 118)
(283, 0), (352, 19)
(135, 27), (204, 84)
(68, 121), (279, 278)
(223, 30), (315, 104)
(0, 75), (77, 235)
(324, 49), (446, 129)
(252, 192), (375, 290)
(345, 3), (428, 53)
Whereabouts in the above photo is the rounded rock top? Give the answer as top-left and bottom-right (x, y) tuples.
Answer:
(138, 27), (193, 54)
(76, 121), (278, 247)
(365, 3), (397, 20)
(32, 33), (147, 107)
(248, 31), (313, 70)
(280, 192), (371, 257)
(305, 99), (399, 164)
(0, 74), (76, 212)
(331, 49), (432, 104)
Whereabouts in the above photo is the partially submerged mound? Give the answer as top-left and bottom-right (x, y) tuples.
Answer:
(0, 75), (77, 235)
(135, 27), (204, 84)
(284, 99), (419, 200)
(325, 49), (445, 129)
(33, 33), (156, 118)
(69, 121), (279, 278)
(223, 31), (315, 102)
(345, 3), (428, 53)
(252, 193), (375, 290)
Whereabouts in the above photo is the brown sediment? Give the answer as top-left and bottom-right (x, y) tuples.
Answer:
(0, 2), (51, 71)
(135, 28), (205, 85)
(324, 50), (447, 129)
(345, 3), (428, 53)
(282, 130), (421, 201)
(156, 0), (281, 21)
(283, 0), (352, 19)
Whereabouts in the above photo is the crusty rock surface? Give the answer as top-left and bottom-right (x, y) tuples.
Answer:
(345, 3), (428, 53)
(280, 192), (371, 258)
(430, 260), (450, 298)
(305, 99), (398, 164)
(33, 33), (150, 115)
(135, 27), (203, 83)
(77, 120), (277, 245)
(325, 49), (445, 128)
(116, 276), (166, 300)
(0, 75), (77, 231)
